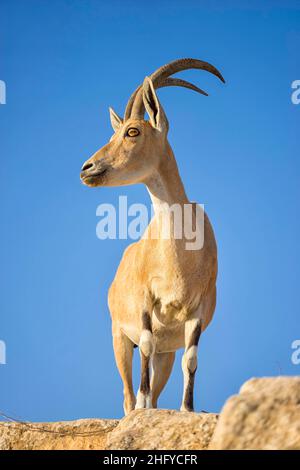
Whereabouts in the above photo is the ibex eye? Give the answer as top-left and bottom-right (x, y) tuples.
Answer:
(126, 128), (140, 137)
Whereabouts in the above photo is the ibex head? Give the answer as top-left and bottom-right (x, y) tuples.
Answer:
(80, 58), (224, 188)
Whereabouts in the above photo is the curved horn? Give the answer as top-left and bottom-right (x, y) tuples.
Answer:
(125, 58), (225, 120)
(160, 78), (208, 96)
(124, 79), (207, 120)
(150, 58), (225, 84)
(124, 85), (142, 120)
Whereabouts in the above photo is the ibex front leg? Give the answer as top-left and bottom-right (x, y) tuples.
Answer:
(136, 311), (154, 409)
(112, 327), (136, 415)
(180, 317), (202, 412)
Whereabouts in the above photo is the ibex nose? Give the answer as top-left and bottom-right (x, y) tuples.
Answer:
(81, 162), (94, 172)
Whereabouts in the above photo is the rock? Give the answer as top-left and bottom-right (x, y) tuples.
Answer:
(210, 376), (300, 450)
(0, 410), (217, 451)
(0, 418), (118, 450)
(1, 377), (299, 450)
(106, 409), (218, 450)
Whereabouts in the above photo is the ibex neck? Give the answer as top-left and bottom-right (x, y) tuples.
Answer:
(145, 147), (189, 214)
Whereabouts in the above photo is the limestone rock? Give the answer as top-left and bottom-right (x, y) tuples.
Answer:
(210, 376), (300, 450)
(1, 377), (300, 450)
(107, 409), (218, 450)
(0, 418), (118, 450)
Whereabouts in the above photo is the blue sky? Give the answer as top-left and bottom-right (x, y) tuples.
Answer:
(0, 0), (299, 421)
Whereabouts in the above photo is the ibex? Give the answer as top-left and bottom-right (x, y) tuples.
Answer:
(80, 58), (224, 414)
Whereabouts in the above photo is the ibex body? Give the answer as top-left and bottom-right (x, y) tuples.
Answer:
(81, 59), (224, 415)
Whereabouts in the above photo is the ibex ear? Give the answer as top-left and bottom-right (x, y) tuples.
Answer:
(142, 77), (168, 132)
(109, 107), (123, 132)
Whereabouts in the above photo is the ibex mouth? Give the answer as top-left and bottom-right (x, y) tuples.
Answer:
(80, 168), (108, 186)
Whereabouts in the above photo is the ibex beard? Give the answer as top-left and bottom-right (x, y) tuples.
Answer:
(81, 58), (224, 414)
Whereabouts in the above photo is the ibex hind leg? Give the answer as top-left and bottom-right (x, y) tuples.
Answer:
(112, 327), (136, 415)
(151, 351), (176, 408)
(136, 311), (154, 409)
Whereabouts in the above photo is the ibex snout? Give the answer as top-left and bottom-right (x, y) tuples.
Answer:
(80, 157), (109, 187)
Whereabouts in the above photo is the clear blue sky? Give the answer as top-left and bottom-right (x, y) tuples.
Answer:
(1, 0), (299, 421)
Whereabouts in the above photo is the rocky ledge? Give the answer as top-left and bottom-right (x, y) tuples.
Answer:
(1, 377), (299, 450)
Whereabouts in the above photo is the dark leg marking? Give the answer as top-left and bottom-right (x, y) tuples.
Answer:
(183, 320), (202, 411)
(140, 311), (152, 395)
(188, 320), (202, 349)
(142, 311), (152, 332)
(140, 353), (150, 395)
(183, 370), (196, 411)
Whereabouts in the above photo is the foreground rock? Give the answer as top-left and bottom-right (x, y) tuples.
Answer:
(1, 377), (299, 450)
(107, 409), (218, 450)
(210, 376), (300, 450)
(0, 410), (217, 451)
(0, 419), (118, 450)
